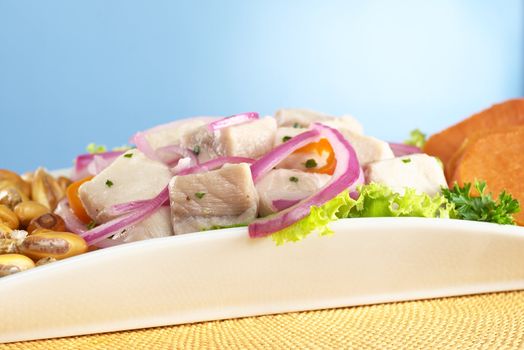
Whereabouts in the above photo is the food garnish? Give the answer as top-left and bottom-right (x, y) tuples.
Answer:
(442, 181), (520, 225)
(404, 129), (427, 148)
(86, 143), (107, 154)
(304, 159), (317, 168)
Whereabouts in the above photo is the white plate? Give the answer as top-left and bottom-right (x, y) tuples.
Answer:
(1, 217), (524, 343)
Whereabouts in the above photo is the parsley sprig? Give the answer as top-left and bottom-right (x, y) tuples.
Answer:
(442, 181), (520, 225)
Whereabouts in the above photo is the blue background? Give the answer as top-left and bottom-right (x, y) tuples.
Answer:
(1, 0), (523, 172)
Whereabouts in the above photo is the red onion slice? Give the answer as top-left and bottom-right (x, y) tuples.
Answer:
(176, 156), (255, 176)
(132, 131), (160, 161)
(272, 199), (301, 211)
(248, 123), (360, 238)
(72, 151), (124, 180)
(207, 112), (259, 131)
(349, 168), (365, 199)
(270, 167), (364, 212)
(389, 142), (421, 157)
(80, 187), (169, 245)
(55, 199), (87, 235)
(105, 200), (149, 216)
(250, 129), (321, 183)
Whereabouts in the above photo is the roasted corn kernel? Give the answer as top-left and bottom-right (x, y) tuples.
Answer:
(0, 186), (28, 210)
(0, 254), (35, 277)
(19, 230), (88, 260)
(14, 201), (50, 228)
(31, 168), (65, 211)
(27, 213), (66, 233)
(0, 204), (19, 229)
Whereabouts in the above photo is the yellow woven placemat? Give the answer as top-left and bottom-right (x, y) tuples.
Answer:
(3, 291), (524, 349)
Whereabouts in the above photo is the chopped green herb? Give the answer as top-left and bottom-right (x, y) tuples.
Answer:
(195, 192), (206, 199)
(105, 180), (114, 188)
(124, 153), (133, 158)
(289, 176), (299, 183)
(282, 136), (292, 142)
(442, 181), (520, 225)
(293, 122), (301, 128)
(305, 159), (317, 168)
(402, 158), (411, 163)
(86, 221), (96, 230)
(404, 129), (427, 148)
(86, 143), (107, 154)
(193, 145), (201, 155)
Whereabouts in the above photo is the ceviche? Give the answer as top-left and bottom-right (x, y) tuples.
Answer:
(1, 101), (522, 277)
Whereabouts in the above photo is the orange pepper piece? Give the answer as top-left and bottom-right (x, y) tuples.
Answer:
(66, 176), (94, 224)
(294, 138), (336, 175)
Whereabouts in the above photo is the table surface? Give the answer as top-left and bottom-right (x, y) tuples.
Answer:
(2, 290), (524, 349)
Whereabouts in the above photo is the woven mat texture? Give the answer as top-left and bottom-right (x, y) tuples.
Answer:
(3, 291), (524, 349)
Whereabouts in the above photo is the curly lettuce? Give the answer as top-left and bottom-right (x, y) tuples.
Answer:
(404, 129), (427, 148)
(271, 191), (354, 245)
(270, 183), (455, 245)
(346, 183), (455, 219)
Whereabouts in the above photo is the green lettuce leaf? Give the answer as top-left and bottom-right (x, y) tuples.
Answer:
(345, 183), (455, 219)
(271, 191), (355, 245)
(404, 129), (427, 148)
(86, 143), (107, 154)
(270, 183), (455, 245)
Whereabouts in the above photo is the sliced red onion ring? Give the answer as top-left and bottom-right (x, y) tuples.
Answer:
(72, 151), (124, 180)
(132, 131), (159, 161)
(270, 167), (364, 212)
(349, 167), (365, 199)
(81, 187), (169, 245)
(55, 199), (87, 235)
(207, 112), (259, 131)
(272, 199), (301, 211)
(176, 156), (255, 176)
(389, 142), (421, 157)
(249, 123), (360, 238)
(105, 200), (149, 216)
(250, 129), (321, 183)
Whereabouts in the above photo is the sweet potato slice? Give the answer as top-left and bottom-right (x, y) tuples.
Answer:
(445, 126), (520, 180)
(449, 127), (524, 225)
(425, 99), (524, 166)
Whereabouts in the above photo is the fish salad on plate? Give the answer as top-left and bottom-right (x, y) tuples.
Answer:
(0, 101), (522, 277)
